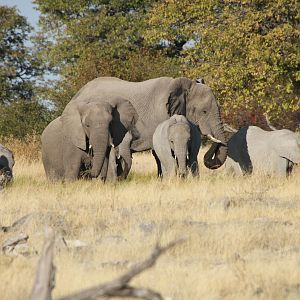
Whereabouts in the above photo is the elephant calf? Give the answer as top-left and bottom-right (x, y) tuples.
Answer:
(152, 114), (201, 177)
(104, 131), (134, 182)
(0, 144), (14, 188)
(225, 126), (300, 176)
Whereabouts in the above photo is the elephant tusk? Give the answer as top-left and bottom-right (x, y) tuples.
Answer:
(187, 153), (189, 160)
(207, 134), (223, 144)
(89, 145), (92, 149)
(111, 143), (115, 148)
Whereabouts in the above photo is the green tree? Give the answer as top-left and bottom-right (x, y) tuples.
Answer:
(34, 0), (180, 113)
(146, 0), (300, 130)
(0, 5), (50, 138)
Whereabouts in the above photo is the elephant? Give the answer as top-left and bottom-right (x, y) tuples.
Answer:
(66, 77), (227, 170)
(223, 126), (300, 176)
(99, 131), (136, 182)
(41, 97), (138, 181)
(152, 114), (201, 177)
(105, 131), (134, 181)
(0, 144), (14, 188)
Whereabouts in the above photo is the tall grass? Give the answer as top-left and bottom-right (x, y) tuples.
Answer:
(0, 135), (41, 162)
(0, 139), (300, 299)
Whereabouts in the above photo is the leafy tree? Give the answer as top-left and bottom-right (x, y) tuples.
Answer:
(34, 0), (180, 113)
(0, 5), (50, 138)
(146, 0), (300, 130)
(0, 100), (51, 138)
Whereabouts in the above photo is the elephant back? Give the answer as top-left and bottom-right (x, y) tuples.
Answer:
(70, 77), (173, 121)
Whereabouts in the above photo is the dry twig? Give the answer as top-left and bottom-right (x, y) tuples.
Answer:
(1, 213), (34, 233)
(2, 233), (29, 255)
(58, 239), (183, 300)
(29, 228), (56, 300)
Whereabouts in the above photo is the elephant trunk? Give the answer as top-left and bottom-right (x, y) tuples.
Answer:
(174, 143), (188, 177)
(89, 128), (109, 178)
(204, 116), (228, 169)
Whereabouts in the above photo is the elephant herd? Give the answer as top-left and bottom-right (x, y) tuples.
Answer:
(0, 76), (299, 188)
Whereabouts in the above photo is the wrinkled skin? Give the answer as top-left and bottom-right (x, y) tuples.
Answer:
(0, 144), (14, 188)
(152, 115), (201, 178)
(41, 97), (138, 181)
(101, 131), (136, 182)
(225, 126), (300, 176)
(69, 77), (227, 170)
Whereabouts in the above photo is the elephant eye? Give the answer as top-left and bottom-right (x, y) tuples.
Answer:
(86, 124), (90, 127)
(203, 110), (207, 115)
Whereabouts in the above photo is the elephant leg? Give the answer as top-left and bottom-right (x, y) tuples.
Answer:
(188, 159), (199, 176)
(286, 159), (294, 177)
(161, 157), (176, 177)
(152, 150), (162, 177)
(63, 144), (83, 181)
(187, 155), (199, 176)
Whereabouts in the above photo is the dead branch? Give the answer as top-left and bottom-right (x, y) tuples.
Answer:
(58, 239), (183, 300)
(29, 228), (56, 300)
(2, 233), (29, 254)
(1, 213), (34, 233)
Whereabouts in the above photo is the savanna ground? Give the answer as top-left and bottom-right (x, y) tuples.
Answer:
(0, 138), (300, 300)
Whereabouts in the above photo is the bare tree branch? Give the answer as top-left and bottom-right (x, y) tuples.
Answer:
(58, 239), (183, 300)
(1, 213), (35, 233)
(29, 228), (56, 300)
(2, 233), (29, 254)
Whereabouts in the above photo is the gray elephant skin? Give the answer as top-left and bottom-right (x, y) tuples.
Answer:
(41, 97), (138, 181)
(0, 144), (14, 188)
(152, 115), (201, 177)
(67, 77), (227, 169)
(224, 126), (300, 176)
(103, 131), (135, 182)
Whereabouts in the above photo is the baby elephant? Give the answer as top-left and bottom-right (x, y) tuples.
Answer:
(101, 131), (136, 182)
(152, 114), (201, 177)
(0, 144), (14, 188)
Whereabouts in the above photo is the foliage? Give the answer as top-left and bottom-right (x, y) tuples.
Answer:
(146, 0), (300, 130)
(0, 5), (51, 138)
(0, 100), (51, 139)
(0, 133), (41, 162)
(33, 0), (180, 113)
(0, 6), (41, 103)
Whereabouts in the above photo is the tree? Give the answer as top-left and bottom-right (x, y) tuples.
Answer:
(0, 5), (50, 138)
(34, 0), (180, 113)
(146, 0), (300, 130)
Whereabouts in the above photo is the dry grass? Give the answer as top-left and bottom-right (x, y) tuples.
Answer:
(0, 143), (300, 300)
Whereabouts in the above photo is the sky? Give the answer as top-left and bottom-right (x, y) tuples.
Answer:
(0, 0), (40, 28)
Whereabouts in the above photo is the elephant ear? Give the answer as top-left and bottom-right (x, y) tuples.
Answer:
(115, 99), (139, 131)
(111, 98), (139, 146)
(166, 77), (193, 116)
(61, 102), (86, 150)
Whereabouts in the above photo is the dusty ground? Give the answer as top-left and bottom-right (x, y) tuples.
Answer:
(0, 150), (300, 300)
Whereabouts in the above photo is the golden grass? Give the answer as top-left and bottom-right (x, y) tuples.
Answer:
(0, 146), (300, 300)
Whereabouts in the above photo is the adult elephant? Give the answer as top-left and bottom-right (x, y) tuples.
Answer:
(42, 97), (138, 181)
(68, 77), (228, 169)
(224, 126), (300, 176)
